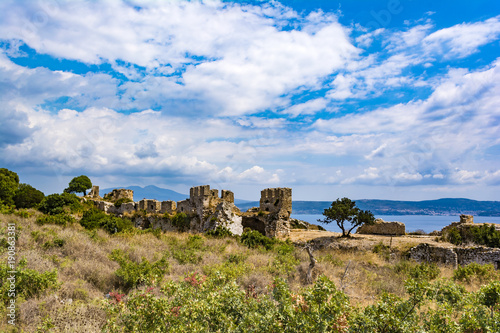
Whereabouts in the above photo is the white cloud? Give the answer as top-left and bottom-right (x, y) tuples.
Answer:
(423, 15), (500, 59)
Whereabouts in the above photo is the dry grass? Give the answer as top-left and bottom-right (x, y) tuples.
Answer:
(0, 213), (492, 331)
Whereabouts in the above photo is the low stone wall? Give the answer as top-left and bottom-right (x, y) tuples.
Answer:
(356, 218), (405, 236)
(409, 243), (458, 267)
(409, 243), (500, 269)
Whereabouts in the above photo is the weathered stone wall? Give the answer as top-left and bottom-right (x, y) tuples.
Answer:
(161, 200), (176, 214)
(260, 188), (292, 215)
(105, 189), (134, 202)
(460, 214), (474, 224)
(87, 186), (100, 198)
(356, 218), (405, 236)
(93, 184), (292, 238)
(409, 243), (458, 267)
(409, 243), (500, 269)
(221, 190), (234, 203)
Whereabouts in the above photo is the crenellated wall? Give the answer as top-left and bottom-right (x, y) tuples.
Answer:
(91, 184), (292, 238)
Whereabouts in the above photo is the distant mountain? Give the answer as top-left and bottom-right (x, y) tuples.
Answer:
(100, 185), (188, 202)
(100, 185), (252, 204)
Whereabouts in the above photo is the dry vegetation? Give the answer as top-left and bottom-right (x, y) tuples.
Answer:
(0, 212), (497, 332)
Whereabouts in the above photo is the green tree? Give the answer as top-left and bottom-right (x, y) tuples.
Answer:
(0, 168), (19, 206)
(13, 183), (45, 209)
(318, 197), (375, 237)
(64, 175), (92, 196)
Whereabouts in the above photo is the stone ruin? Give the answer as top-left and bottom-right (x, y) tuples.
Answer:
(356, 218), (406, 236)
(409, 243), (500, 269)
(88, 185), (292, 238)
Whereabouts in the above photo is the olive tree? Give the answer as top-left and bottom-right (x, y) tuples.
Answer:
(318, 197), (375, 237)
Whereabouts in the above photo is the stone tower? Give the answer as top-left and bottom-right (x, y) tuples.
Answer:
(260, 188), (292, 216)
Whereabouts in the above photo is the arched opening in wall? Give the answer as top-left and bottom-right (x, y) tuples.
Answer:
(242, 216), (266, 235)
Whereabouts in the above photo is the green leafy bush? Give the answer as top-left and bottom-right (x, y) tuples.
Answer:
(394, 261), (440, 281)
(170, 212), (190, 232)
(0, 258), (59, 303)
(170, 235), (205, 264)
(104, 274), (350, 333)
(38, 193), (81, 215)
(240, 229), (275, 250)
(36, 213), (76, 227)
(109, 249), (169, 290)
(206, 225), (233, 238)
(114, 197), (133, 207)
(13, 183), (45, 209)
(471, 224), (500, 248)
(453, 262), (497, 283)
(79, 208), (133, 234)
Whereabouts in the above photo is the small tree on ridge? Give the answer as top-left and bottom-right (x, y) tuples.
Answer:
(64, 175), (92, 196)
(318, 197), (375, 237)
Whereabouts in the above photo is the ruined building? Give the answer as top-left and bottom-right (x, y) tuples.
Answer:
(88, 185), (292, 238)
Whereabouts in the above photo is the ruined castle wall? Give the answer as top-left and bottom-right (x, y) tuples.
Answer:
(106, 189), (134, 202)
(176, 199), (192, 214)
(356, 219), (405, 236)
(161, 200), (177, 215)
(221, 190), (234, 203)
(409, 243), (458, 268)
(260, 187), (292, 215)
(455, 247), (500, 268)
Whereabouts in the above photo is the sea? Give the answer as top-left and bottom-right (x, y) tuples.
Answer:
(291, 214), (500, 234)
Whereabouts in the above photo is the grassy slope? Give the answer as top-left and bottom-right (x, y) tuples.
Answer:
(0, 211), (495, 332)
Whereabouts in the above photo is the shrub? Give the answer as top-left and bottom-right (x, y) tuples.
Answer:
(240, 230), (275, 250)
(109, 249), (169, 290)
(13, 183), (45, 209)
(114, 197), (133, 207)
(0, 258), (59, 303)
(38, 193), (81, 215)
(478, 281), (500, 308)
(170, 235), (205, 265)
(444, 226), (462, 245)
(453, 262), (497, 283)
(206, 225), (233, 238)
(394, 261), (440, 281)
(170, 212), (190, 232)
(79, 208), (133, 234)
(471, 224), (500, 248)
(36, 213), (76, 227)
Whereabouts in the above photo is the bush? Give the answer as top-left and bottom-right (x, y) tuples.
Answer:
(109, 249), (169, 290)
(38, 193), (81, 215)
(170, 235), (205, 265)
(36, 213), (76, 227)
(114, 197), (133, 207)
(13, 183), (45, 209)
(394, 261), (440, 281)
(206, 225), (233, 238)
(471, 224), (500, 248)
(240, 230), (275, 250)
(444, 226), (462, 245)
(170, 212), (190, 232)
(0, 258), (59, 304)
(453, 262), (497, 283)
(104, 274), (350, 333)
(79, 208), (133, 234)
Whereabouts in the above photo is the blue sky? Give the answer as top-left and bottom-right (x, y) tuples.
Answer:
(0, 0), (499, 201)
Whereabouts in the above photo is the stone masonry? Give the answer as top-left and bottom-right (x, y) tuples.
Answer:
(409, 243), (500, 269)
(356, 218), (406, 236)
(91, 185), (292, 238)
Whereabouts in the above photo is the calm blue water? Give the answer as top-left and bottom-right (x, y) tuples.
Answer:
(291, 214), (500, 234)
